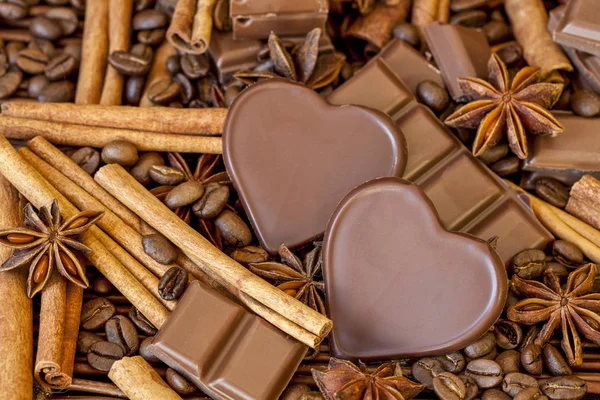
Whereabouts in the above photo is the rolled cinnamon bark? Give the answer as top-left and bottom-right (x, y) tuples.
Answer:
(505, 0), (572, 76)
(109, 357), (182, 400)
(347, 0), (411, 51)
(140, 41), (177, 107)
(566, 175), (600, 231)
(411, 0), (439, 32)
(76, 0), (109, 104)
(100, 0), (134, 105)
(437, 0), (450, 22)
(0, 174), (33, 400)
(167, 0), (217, 55)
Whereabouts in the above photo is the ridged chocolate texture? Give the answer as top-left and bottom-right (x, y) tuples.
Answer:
(553, 0), (600, 57)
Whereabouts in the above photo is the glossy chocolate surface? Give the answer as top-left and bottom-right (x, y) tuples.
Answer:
(224, 79), (407, 254)
(151, 281), (307, 400)
(323, 177), (507, 360)
(553, 0), (600, 57)
(208, 31), (263, 84)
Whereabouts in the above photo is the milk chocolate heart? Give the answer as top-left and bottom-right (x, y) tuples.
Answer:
(223, 79), (407, 254)
(323, 177), (507, 360)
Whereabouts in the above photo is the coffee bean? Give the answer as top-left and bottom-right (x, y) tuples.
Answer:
(38, 80), (75, 102)
(465, 359), (504, 389)
(484, 20), (510, 45)
(174, 72), (195, 104)
(513, 249), (546, 280)
(543, 344), (572, 376)
(281, 384), (312, 400)
(27, 74), (49, 98)
(137, 28), (166, 46)
(450, 0), (488, 12)
(105, 315), (139, 356)
(539, 376), (586, 400)
(180, 53), (209, 80)
(168, 101), (183, 108)
(129, 306), (158, 335)
(101, 140), (139, 167)
(450, 10), (487, 27)
(230, 245), (269, 266)
(490, 155), (520, 177)
(164, 181), (204, 208)
(0, 1), (28, 20)
(46, 0), (70, 5)
(464, 332), (496, 359)
(135, 0), (155, 11)
(6, 42), (25, 66)
(535, 179), (570, 209)
(77, 331), (103, 354)
(393, 23), (420, 48)
(482, 389), (512, 400)
(571, 90), (600, 117)
(81, 297), (116, 330)
(87, 341), (124, 371)
(166, 368), (196, 395)
(92, 276), (113, 295)
(108, 50), (151, 76)
(45, 7), (78, 36)
(139, 336), (160, 362)
(132, 9), (168, 30)
(165, 54), (181, 76)
(478, 143), (509, 165)
(224, 84), (241, 107)
(45, 53), (77, 81)
(158, 267), (188, 300)
(125, 75), (145, 105)
(0, 70), (22, 99)
(147, 77), (181, 104)
(142, 233), (178, 265)
(496, 350), (521, 375)
(70, 146), (101, 175)
(494, 319), (522, 350)
(192, 182), (229, 219)
(30, 16), (63, 40)
(435, 352), (466, 374)
(416, 80), (450, 114)
(521, 343), (543, 375)
(496, 42), (523, 66)
(71, 0), (85, 9)
(460, 374), (479, 400)
(433, 372), (466, 400)
(32, 39), (57, 59)
(502, 372), (539, 397)
(521, 326), (540, 350)
(16, 47), (48, 74)
(412, 358), (444, 389)
(546, 261), (569, 280)
(552, 240), (583, 268)
(214, 209), (252, 247)
(554, 88), (572, 111)
(131, 152), (165, 185)
(514, 388), (548, 400)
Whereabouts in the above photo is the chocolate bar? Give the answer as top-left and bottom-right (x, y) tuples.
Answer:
(230, 0), (328, 40)
(553, 0), (600, 58)
(150, 281), (307, 400)
(423, 23), (491, 101)
(208, 31), (263, 84)
(328, 39), (553, 263)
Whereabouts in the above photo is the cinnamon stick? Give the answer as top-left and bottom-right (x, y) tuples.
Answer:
(2, 102), (227, 135)
(140, 41), (177, 107)
(100, 0), (134, 105)
(437, 0), (450, 23)
(109, 356), (183, 400)
(68, 378), (126, 398)
(95, 164), (333, 348)
(505, 0), (572, 76)
(566, 175), (600, 231)
(411, 0), (439, 33)
(0, 116), (223, 154)
(167, 0), (217, 55)
(75, 0), (109, 104)
(0, 173), (32, 400)
(347, 0), (411, 51)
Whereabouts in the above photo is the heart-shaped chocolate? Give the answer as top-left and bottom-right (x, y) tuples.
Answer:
(323, 177), (507, 360)
(223, 79), (407, 254)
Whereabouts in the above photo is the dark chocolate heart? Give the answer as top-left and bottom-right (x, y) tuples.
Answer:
(323, 177), (507, 360)
(223, 79), (407, 253)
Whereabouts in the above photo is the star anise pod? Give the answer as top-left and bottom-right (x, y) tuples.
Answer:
(507, 264), (600, 366)
(235, 28), (346, 90)
(444, 53), (564, 159)
(354, 0), (376, 14)
(0, 200), (103, 298)
(312, 358), (424, 400)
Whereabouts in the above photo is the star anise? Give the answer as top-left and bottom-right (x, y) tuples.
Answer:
(249, 243), (326, 316)
(507, 264), (600, 366)
(0, 200), (103, 298)
(235, 28), (346, 90)
(444, 53), (564, 159)
(312, 358), (424, 400)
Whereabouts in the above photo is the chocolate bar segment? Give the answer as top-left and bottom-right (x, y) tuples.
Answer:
(208, 31), (263, 84)
(553, 0), (600, 57)
(151, 281), (307, 400)
(328, 39), (553, 263)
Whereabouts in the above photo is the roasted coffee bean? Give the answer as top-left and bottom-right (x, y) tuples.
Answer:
(543, 344), (572, 376)
(166, 368), (196, 395)
(435, 352), (466, 373)
(148, 165), (185, 185)
(571, 90), (600, 117)
(38, 80), (75, 102)
(70, 0), (85, 9)
(101, 140), (139, 167)
(165, 54), (181, 76)
(180, 53), (209, 80)
(158, 267), (188, 300)
(137, 28), (166, 46)
(514, 388), (548, 400)
(16, 47), (48, 74)
(173, 72), (195, 104)
(482, 389), (512, 400)
(125, 75), (145, 105)
(192, 182), (229, 219)
(213, 0), (231, 32)
(77, 331), (103, 354)
(105, 315), (139, 356)
(0, 0), (28, 20)
(433, 372), (466, 400)
(165, 181), (205, 208)
(513, 249), (546, 280)
(45, 53), (77, 81)
(478, 143), (509, 165)
(494, 319), (522, 349)
(168, 101), (183, 108)
(135, 0), (155, 11)
(521, 343), (543, 375)
(147, 77), (181, 104)
(108, 51), (151, 76)
(224, 84), (240, 107)
(214, 209), (252, 247)
(46, 0), (70, 5)
(502, 372), (539, 397)
(139, 336), (160, 362)
(496, 350), (521, 374)
(416, 80), (450, 114)
(546, 261), (569, 280)
(450, 10), (487, 27)
(539, 376), (586, 400)
(70, 146), (101, 175)
(30, 16), (63, 40)
(281, 384), (312, 400)
(229, 245), (269, 266)
(87, 341), (124, 371)
(552, 240), (583, 268)
(464, 332), (496, 359)
(465, 359), (503, 389)
(484, 20), (510, 45)
(496, 42), (523, 66)
(554, 88), (572, 111)
(128, 307), (158, 336)
(450, 0), (488, 12)
(392, 23), (420, 48)
(460, 374), (479, 400)
(132, 9), (168, 30)
(81, 297), (116, 330)
(535, 179), (570, 209)
(521, 326), (540, 350)
(0, 70), (22, 99)
(92, 277), (113, 295)
(45, 7), (78, 36)
(6, 42), (25, 65)
(131, 152), (165, 185)
(412, 358), (444, 389)
(142, 233), (178, 265)
(27, 74), (49, 98)
(490, 155), (520, 177)
(32, 39), (57, 59)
